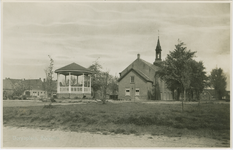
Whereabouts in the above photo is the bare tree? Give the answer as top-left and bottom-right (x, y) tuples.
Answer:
(44, 55), (54, 99)
(101, 71), (110, 104)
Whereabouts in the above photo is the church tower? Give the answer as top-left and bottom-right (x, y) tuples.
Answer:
(153, 36), (162, 65)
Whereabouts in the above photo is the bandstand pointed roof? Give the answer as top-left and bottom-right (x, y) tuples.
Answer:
(55, 62), (93, 76)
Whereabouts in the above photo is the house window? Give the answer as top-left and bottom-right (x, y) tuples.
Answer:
(125, 88), (130, 96)
(135, 88), (140, 96)
(130, 76), (134, 83)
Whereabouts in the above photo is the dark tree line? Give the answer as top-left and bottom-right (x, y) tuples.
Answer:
(155, 41), (227, 112)
(209, 68), (227, 100)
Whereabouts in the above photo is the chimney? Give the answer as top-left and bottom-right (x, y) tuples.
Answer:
(137, 54), (140, 59)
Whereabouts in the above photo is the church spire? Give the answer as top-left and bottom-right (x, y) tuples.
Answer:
(156, 37), (162, 53)
(154, 35), (162, 64)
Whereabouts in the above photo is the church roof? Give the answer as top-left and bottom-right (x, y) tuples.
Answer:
(55, 62), (93, 76)
(118, 68), (153, 83)
(140, 59), (158, 72)
(119, 55), (158, 83)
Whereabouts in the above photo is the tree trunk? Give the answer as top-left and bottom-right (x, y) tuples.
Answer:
(177, 89), (180, 101)
(197, 91), (201, 106)
(191, 90), (193, 101)
(182, 88), (186, 112)
(93, 91), (95, 99)
(172, 90), (174, 100)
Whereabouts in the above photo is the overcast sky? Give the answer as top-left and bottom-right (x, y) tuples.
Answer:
(2, 2), (231, 90)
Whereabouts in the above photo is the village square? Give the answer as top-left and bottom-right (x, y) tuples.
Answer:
(2, 1), (231, 148)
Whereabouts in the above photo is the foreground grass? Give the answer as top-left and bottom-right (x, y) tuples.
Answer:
(3, 102), (230, 141)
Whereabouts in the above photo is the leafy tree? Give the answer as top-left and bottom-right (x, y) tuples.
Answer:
(12, 80), (25, 97)
(88, 60), (118, 103)
(165, 79), (182, 101)
(188, 60), (207, 105)
(88, 60), (103, 99)
(108, 75), (118, 95)
(210, 68), (227, 100)
(155, 41), (196, 112)
(44, 55), (55, 98)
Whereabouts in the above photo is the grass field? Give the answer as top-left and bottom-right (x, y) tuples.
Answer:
(3, 101), (230, 141)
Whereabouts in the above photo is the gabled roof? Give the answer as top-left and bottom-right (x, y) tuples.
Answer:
(203, 89), (215, 97)
(140, 59), (158, 72)
(3, 78), (55, 91)
(55, 62), (93, 76)
(3, 79), (13, 90)
(3, 78), (22, 90)
(42, 80), (57, 92)
(119, 57), (158, 79)
(118, 68), (153, 83)
(23, 79), (44, 90)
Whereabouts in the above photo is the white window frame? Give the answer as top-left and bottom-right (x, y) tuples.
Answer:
(125, 88), (130, 96)
(130, 76), (134, 83)
(135, 88), (140, 96)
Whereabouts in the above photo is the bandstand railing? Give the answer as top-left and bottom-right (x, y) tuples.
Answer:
(60, 86), (91, 93)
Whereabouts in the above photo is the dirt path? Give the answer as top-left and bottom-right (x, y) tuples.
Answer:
(3, 126), (227, 148)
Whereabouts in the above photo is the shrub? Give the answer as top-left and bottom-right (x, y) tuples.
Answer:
(114, 128), (126, 134)
(22, 95), (27, 100)
(43, 103), (54, 108)
(129, 129), (137, 134)
(50, 97), (56, 102)
(13, 96), (19, 100)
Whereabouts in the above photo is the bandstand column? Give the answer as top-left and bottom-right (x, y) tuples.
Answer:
(69, 72), (71, 93)
(65, 75), (67, 86)
(57, 73), (60, 93)
(90, 75), (91, 93)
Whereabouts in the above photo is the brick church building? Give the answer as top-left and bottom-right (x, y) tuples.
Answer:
(118, 37), (173, 100)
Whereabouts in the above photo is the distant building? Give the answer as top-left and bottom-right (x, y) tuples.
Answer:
(3, 78), (22, 98)
(3, 78), (57, 99)
(200, 89), (216, 100)
(118, 37), (173, 100)
(23, 78), (46, 97)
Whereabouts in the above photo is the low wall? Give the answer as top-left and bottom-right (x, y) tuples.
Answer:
(57, 93), (92, 99)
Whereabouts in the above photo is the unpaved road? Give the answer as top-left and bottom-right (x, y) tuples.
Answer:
(3, 126), (228, 148)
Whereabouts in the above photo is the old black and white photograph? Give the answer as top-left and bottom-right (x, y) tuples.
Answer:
(2, 0), (231, 148)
